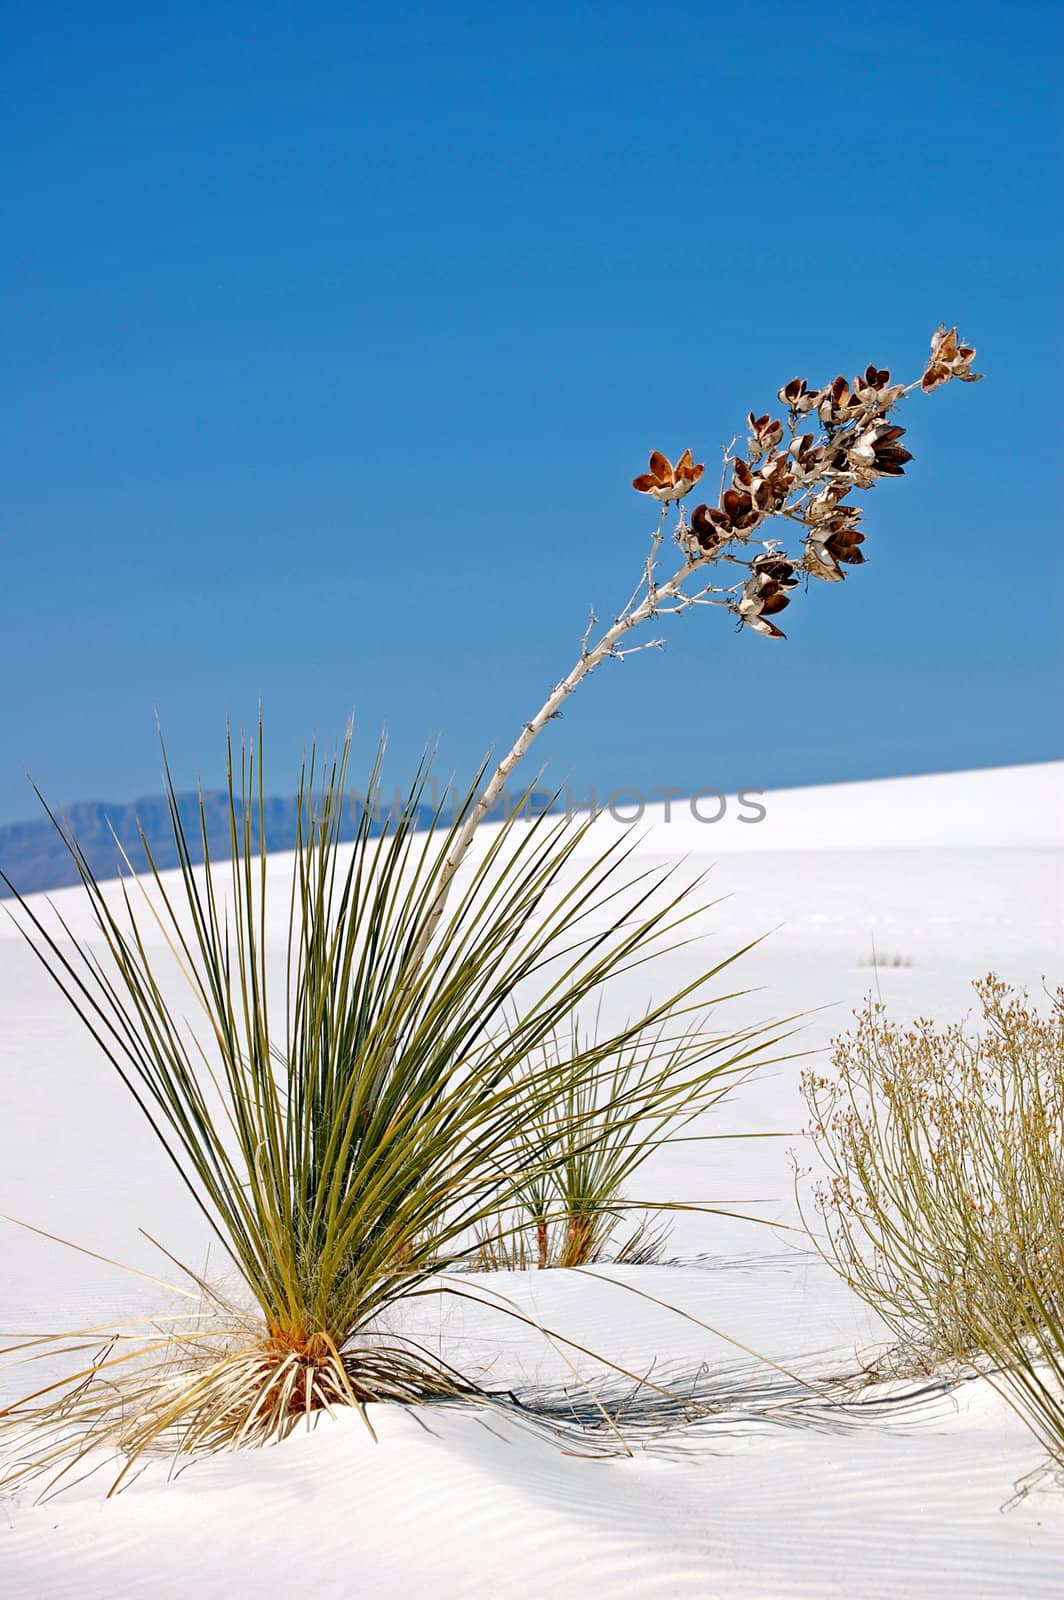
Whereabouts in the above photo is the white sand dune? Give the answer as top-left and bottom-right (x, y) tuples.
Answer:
(1, 762), (1062, 1597)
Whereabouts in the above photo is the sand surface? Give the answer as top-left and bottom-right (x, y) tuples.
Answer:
(2, 762), (1062, 1597)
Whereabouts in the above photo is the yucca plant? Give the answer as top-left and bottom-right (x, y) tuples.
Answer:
(802, 977), (1064, 1473)
(478, 1013), (769, 1269)
(546, 1021), (722, 1269)
(2, 323), (982, 1491)
(0, 725), (788, 1492)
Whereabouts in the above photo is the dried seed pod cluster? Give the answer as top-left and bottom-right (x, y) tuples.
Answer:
(631, 326), (981, 638)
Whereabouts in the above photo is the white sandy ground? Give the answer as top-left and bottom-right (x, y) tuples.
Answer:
(1, 760), (1062, 1598)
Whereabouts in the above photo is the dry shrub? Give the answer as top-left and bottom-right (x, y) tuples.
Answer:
(803, 976), (1064, 1470)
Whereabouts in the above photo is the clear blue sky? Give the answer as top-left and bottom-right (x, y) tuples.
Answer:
(2, 1), (1061, 823)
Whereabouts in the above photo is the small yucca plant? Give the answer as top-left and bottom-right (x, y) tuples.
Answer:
(0, 726), (785, 1492)
(802, 978), (1064, 1474)
(477, 1014), (764, 1269)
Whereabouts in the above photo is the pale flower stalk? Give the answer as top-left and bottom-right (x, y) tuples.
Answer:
(408, 325), (982, 971)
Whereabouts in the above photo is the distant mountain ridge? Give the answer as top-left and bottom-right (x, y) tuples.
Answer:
(0, 792), (354, 898)
(0, 788), (551, 899)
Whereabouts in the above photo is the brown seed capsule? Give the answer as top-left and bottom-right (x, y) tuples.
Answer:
(632, 447), (705, 500)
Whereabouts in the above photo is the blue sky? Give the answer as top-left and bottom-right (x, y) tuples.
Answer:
(2, 1), (1061, 823)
